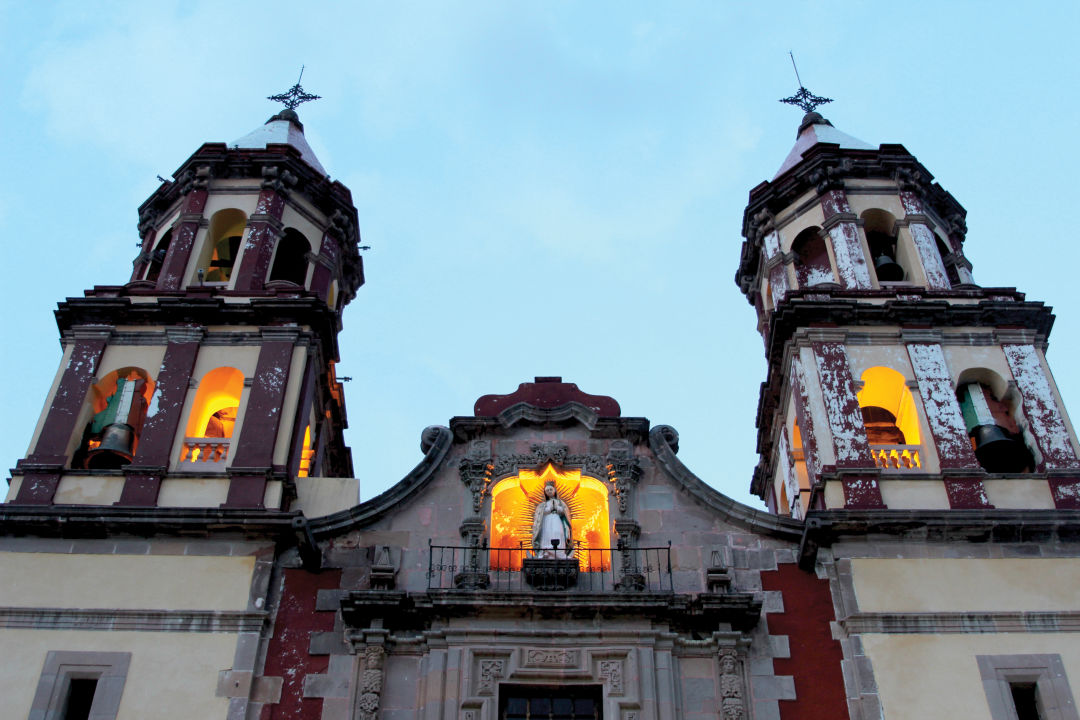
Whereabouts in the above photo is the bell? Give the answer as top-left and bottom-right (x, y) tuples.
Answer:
(85, 423), (136, 469)
(873, 253), (905, 282)
(971, 424), (1031, 473)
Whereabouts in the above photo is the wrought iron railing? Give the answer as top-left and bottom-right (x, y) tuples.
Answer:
(427, 542), (673, 593)
(870, 444), (922, 471)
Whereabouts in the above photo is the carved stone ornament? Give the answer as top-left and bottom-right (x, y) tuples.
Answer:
(606, 440), (641, 516)
(260, 165), (298, 196)
(525, 649), (578, 668)
(492, 443), (607, 481)
(748, 207), (775, 243)
(477, 659), (505, 695)
(718, 648), (744, 720)
(807, 159), (852, 193)
(177, 165), (210, 195)
(599, 659), (624, 694)
(893, 166), (935, 201)
(329, 208), (353, 237)
(356, 645), (385, 720)
(137, 207), (159, 237)
(458, 440), (493, 515)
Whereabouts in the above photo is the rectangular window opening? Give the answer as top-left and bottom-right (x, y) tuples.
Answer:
(1010, 682), (1042, 720)
(498, 684), (603, 720)
(64, 677), (99, 720)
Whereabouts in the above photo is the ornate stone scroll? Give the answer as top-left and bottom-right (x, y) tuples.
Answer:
(599, 659), (624, 694)
(606, 440), (641, 516)
(491, 443), (607, 481)
(459, 440), (493, 514)
(356, 645), (385, 720)
(477, 659), (505, 695)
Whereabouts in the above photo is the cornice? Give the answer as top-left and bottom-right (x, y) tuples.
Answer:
(798, 508), (1080, 569)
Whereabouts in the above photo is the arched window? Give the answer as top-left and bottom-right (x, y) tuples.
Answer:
(489, 465), (610, 572)
(956, 369), (1035, 473)
(937, 236), (962, 286)
(144, 229), (172, 283)
(73, 367), (154, 470)
(199, 209), (247, 284)
(857, 366), (922, 469)
(297, 425), (316, 478)
(862, 209), (905, 282)
(268, 229), (311, 286)
(791, 227), (833, 287)
(180, 367), (244, 467)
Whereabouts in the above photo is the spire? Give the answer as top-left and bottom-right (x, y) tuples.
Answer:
(230, 69), (328, 175)
(772, 111), (874, 179)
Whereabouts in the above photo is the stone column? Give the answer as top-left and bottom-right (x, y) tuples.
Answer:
(156, 166), (209, 291)
(232, 167), (293, 291)
(225, 329), (298, 508)
(15, 326), (111, 504)
(118, 326), (203, 505)
(899, 191), (952, 290)
(810, 340), (883, 508)
(1003, 343), (1080, 507)
(906, 340), (992, 508)
(819, 190), (872, 290)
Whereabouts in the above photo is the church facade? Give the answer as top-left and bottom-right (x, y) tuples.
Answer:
(2, 97), (1079, 720)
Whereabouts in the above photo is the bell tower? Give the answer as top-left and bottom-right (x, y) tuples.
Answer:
(10, 87), (363, 510)
(736, 94), (1080, 518)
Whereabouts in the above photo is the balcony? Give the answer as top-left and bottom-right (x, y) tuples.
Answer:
(426, 543), (673, 593)
(178, 437), (230, 469)
(870, 444), (922, 471)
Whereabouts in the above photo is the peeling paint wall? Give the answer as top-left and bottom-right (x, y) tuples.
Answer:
(812, 342), (870, 467)
(907, 343), (979, 469)
(1003, 344), (1080, 469)
(820, 191), (872, 290)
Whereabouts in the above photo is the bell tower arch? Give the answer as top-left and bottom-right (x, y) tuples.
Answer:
(11, 98), (364, 510)
(737, 105), (1080, 517)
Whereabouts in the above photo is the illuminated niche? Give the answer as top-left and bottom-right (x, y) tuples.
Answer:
(489, 464), (611, 572)
(180, 367), (243, 464)
(857, 366), (922, 470)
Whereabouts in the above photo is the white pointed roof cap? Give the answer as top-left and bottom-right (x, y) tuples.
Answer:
(232, 109), (327, 176)
(774, 112), (874, 179)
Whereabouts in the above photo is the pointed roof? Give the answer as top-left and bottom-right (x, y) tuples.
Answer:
(232, 109), (327, 176)
(774, 112), (874, 179)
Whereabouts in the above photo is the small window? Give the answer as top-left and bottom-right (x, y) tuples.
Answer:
(197, 209), (247, 284)
(29, 651), (131, 720)
(268, 228), (311, 286)
(499, 684), (602, 720)
(977, 654), (1079, 720)
(791, 227), (833, 287)
(862, 209), (905, 282)
(144, 229), (172, 283)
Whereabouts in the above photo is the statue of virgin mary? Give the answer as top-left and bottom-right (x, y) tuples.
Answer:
(532, 481), (573, 558)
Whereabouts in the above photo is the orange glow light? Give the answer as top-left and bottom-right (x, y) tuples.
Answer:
(489, 464), (611, 571)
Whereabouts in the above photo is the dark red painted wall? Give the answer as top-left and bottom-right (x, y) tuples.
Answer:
(761, 563), (848, 720)
(261, 569), (341, 720)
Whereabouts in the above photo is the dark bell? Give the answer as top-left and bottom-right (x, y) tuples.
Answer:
(873, 253), (905, 282)
(85, 424), (136, 470)
(971, 424), (1031, 473)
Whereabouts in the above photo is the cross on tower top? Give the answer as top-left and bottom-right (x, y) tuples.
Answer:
(268, 66), (321, 111)
(778, 52), (832, 114)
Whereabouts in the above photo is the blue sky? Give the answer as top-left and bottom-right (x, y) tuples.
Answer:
(2, 2), (1079, 507)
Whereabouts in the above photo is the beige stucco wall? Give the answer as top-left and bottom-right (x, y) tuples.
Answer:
(863, 633), (1080, 720)
(25, 342), (75, 459)
(52, 474), (125, 505)
(0, 553), (254, 610)
(0, 628), (235, 720)
(295, 476), (360, 517)
(852, 558), (1080, 612)
(271, 346), (310, 466)
(983, 478), (1056, 509)
(877, 480), (951, 510)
